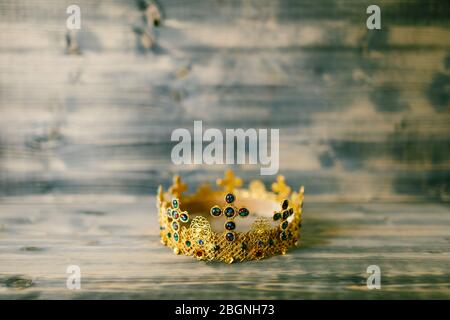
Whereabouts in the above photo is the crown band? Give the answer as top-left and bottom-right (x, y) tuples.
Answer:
(157, 170), (304, 263)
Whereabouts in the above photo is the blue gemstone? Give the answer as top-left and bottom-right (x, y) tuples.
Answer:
(198, 239), (204, 246)
(225, 193), (235, 204)
(273, 212), (281, 221)
(226, 232), (235, 241)
(224, 207), (235, 218)
(211, 206), (222, 217)
(180, 213), (189, 222)
(225, 221), (236, 231)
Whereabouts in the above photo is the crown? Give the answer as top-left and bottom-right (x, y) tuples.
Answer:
(157, 170), (304, 263)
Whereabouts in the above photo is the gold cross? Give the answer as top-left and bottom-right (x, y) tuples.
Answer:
(169, 175), (187, 198)
(157, 185), (164, 207)
(216, 170), (243, 193)
(271, 175), (291, 200)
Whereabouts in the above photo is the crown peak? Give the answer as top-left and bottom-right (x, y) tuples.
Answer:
(216, 169), (242, 192)
(271, 175), (291, 200)
(157, 185), (164, 207)
(169, 175), (187, 198)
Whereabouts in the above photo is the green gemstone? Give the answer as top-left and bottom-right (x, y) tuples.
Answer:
(185, 240), (191, 247)
(238, 207), (249, 217)
(172, 199), (179, 208)
(273, 212), (281, 221)
(167, 232), (171, 238)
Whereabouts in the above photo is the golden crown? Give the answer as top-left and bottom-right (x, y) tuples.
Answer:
(157, 170), (304, 263)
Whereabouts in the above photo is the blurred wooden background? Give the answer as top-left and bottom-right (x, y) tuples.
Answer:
(0, 0), (449, 299)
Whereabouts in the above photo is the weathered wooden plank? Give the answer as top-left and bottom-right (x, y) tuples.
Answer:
(0, 196), (449, 299)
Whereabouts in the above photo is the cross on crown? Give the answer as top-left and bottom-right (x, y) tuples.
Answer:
(210, 192), (249, 242)
(169, 175), (187, 198)
(216, 169), (243, 193)
(271, 175), (291, 201)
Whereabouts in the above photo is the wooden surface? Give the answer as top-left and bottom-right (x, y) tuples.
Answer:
(0, 195), (449, 299)
(0, 0), (449, 299)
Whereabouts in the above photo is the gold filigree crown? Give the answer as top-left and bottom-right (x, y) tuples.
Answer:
(157, 170), (304, 263)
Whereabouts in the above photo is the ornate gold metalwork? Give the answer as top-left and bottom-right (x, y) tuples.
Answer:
(157, 171), (304, 263)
